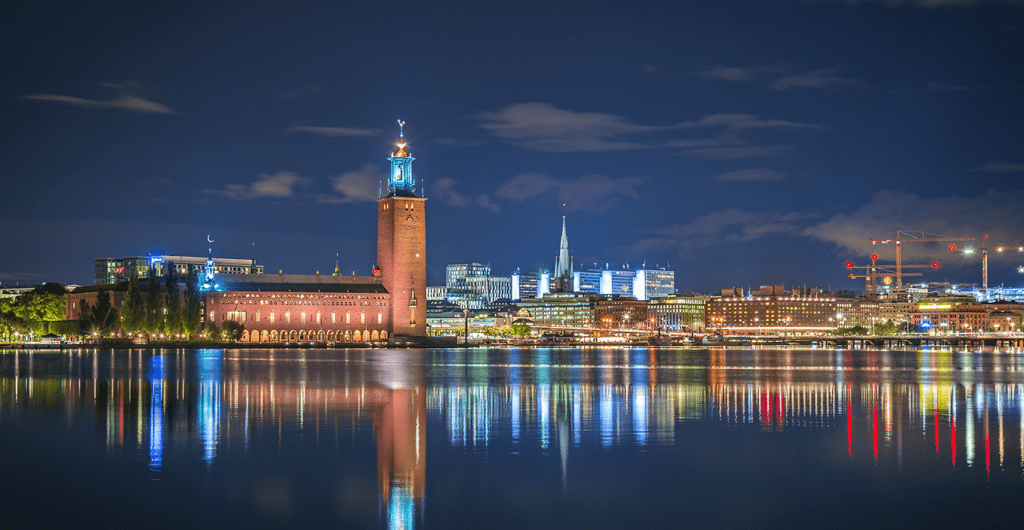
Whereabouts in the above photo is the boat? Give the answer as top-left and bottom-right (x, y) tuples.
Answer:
(702, 333), (735, 346)
(646, 335), (672, 346)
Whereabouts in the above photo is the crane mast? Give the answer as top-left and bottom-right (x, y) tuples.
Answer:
(868, 231), (973, 293)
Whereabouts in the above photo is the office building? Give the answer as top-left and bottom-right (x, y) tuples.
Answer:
(95, 255), (263, 285)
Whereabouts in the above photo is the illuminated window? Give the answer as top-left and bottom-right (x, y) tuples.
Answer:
(346, 312), (350, 324)
(301, 311), (306, 324)
(286, 311), (291, 324)
(270, 311), (275, 324)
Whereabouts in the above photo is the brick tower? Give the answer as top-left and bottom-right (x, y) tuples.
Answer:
(377, 121), (427, 338)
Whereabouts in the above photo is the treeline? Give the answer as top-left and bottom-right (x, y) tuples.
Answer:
(833, 320), (903, 336)
(0, 283), (68, 340)
(81, 268), (207, 340)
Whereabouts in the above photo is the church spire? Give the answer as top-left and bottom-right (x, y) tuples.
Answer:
(387, 120), (417, 197)
(555, 216), (571, 278)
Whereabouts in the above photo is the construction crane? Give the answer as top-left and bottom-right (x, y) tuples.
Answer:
(868, 232), (973, 291)
(845, 254), (938, 298)
(948, 235), (1024, 296)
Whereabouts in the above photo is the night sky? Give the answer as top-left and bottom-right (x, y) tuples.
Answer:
(2, 0), (1022, 294)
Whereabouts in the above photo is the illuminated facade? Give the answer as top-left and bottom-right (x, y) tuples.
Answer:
(517, 292), (597, 329)
(205, 274), (392, 343)
(632, 268), (674, 301)
(648, 294), (708, 332)
(511, 270), (544, 300)
(707, 293), (840, 334)
(95, 255), (262, 285)
(444, 264), (511, 309)
(911, 301), (989, 334)
(594, 296), (649, 330)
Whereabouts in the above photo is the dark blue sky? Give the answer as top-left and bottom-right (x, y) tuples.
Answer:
(2, 0), (1022, 293)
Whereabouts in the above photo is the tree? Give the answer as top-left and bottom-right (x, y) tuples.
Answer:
(182, 269), (203, 340)
(875, 319), (900, 336)
(120, 272), (145, 336)
(221, 320), (244, 342)
(144, 276), (165, 338)
(510, 322), (531, 338)
(0, 299), (28, 341)
(203, 320), (220, 341)
(80, 291), (118, 338)
(164, 267), (182, 339)
(12, 292), (66, 322)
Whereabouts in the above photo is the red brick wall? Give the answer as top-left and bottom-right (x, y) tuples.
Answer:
(206, 290), (392, 342)
(377, 197), (427, 337)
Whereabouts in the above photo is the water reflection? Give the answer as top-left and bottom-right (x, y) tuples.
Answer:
(1, 347), (1022, 528)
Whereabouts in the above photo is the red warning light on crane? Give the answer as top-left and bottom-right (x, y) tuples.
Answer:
(932, 261), (939, 268)
(871, 254), (878, 260)
(845, 261), (853, 268)
(949, 244), (956, 251)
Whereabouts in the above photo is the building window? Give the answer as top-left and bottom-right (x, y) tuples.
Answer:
(346, 312), (350, 324)
(301, 311), (306, 324)
(377, 312), (382, 324)
(361, 311), (365, 324)
(317, 312), (321, 324)
(270, 311), (275, 324)
(286, 311), (291, 324)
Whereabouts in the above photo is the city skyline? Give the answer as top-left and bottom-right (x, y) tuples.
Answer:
(2, 1), (1022, 293)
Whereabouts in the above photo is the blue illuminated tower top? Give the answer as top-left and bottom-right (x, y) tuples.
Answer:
(387, 120), (417, 197)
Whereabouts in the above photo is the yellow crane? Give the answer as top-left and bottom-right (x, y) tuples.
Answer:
(868, 232), (973, 291)
(846, 254), (938, 298)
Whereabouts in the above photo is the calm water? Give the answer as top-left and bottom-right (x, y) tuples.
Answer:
(2, 347), (1023, 529)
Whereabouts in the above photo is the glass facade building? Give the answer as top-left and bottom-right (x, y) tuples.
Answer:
(95, 255), (263, 285)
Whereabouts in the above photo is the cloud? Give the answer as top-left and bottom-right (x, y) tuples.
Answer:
(614, 189), (1023, 270)
(430, 178), (473, 207)
(772, 67), (868, 90)
(210, 171), (312, 200)
(616, 209), (810, 257)
(679, 113), (819, 131)
(667, 114), (815, 159)
(969, 161), (1024, 173)
(926, 82), (970, 91)
(286, 126), (378, 137)
(713, 169), (787, 182)
(681, 144), (792, 160)
(476, 194), (501, 214)
(317, 164), (383, 204)
(22, 82), (176, 114)
(801, 189), (1024, 259)
(495, 172), (646, 212)
(697, 66), (780, 82)
(474, 102), (669, 152)
(424, 178), (501, 213)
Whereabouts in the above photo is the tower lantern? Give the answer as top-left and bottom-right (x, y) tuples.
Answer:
(388, 120), (417, 196)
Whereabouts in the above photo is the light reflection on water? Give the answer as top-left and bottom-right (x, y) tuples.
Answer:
(1, 347), (1023, 529)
